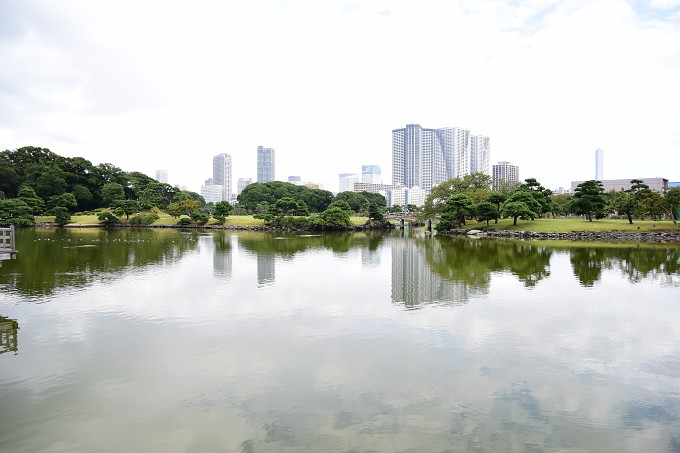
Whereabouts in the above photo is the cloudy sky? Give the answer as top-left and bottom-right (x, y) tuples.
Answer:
(1, 0), (679, 193)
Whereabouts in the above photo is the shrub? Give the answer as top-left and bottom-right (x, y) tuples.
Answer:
(129, 213), (159, 225)
(177, 217), (192, 226)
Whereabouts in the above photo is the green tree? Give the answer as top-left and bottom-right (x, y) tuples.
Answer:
(0, 199), (34, 226)
(320, 206), (352, 227)
(422, 173), (491, 220)
(166, 199), (200, 218)
(48, 192), (78, 212)
(112, 200), (141, 221)
(436, 194), (476, 230)
(571, 180), (606, 221)
(485, 192), (506, 223)
(367, 203), (384, 222)
(97, 211), (119, 225)
(606, 190), (636, 224)
(52, 206), (72, 226)
(501, 201), (536, 226)
(102, 182), (125, 206)
(17, 186), (45, 215)
(476, 201), (499, 226)
(663, 187), (680, 227)
(138, 182), (179, 210)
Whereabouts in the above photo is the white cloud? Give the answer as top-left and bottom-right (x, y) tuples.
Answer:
(1, 0), (679, 192)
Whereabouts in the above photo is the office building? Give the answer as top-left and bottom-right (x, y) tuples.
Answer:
(339, 173), (359, 193)
(212, 153), (232, 201)
(288, 176), (303, 185)
(237, 178), (252, 196)
(257, 146), (275, 183)
(155, 170), (168, 183)
(492, 161), (520, 190)
(570, 177), (669, 193)
(362, 165), (382, 184)
(595, 149), (604, 180)
(387, 185), (427, 208)
(392, 124), (489, 192)
(201, 184), (224, 204)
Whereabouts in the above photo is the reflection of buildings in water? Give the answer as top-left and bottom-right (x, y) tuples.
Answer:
(213, 244), (233, 280)
(257, 253), (276, 286)
(361, 247), (381, 268)
(0, 316), (19, 355)
(391, 238), (476, 308)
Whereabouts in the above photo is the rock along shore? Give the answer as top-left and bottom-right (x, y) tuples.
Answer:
(439, 228), (680, 243)
(45, 222), (396, 232)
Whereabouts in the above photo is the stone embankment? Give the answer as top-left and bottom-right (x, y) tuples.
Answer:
(441, 228), (680, 243)
(54, 222), (395, 232)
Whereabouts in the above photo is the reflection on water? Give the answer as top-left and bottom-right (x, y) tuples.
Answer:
(0, 316), (18, 355)
(1, 228), (679, 452)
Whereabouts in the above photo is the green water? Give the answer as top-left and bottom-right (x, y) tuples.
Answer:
(1, 228), (679, 452)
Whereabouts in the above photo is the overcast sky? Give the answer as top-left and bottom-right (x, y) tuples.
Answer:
(1, 0), (679, 193)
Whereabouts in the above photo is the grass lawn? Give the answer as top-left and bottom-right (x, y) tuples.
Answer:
(461, 217), (677, 233)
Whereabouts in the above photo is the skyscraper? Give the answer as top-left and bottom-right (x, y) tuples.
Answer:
(212, 153), (232, 201)
(595, 148), (603, 180)
(237, 177), (252, 196)
(155, 170), (168, 183)
(361, 165), (382, 184)
(339, 173), (359, 192)
(492, 161), (519, 189)
(257, 146), (275, 183)
(392, 124), (489, 192)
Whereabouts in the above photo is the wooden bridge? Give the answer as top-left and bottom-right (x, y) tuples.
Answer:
(0, 225), (17, 266)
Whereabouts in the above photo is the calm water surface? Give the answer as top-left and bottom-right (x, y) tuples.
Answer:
(1, 228), (679, 452)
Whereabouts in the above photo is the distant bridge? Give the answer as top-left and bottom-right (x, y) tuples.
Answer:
(0, 225), (17, 266)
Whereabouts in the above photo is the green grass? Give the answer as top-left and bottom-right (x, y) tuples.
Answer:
(461, 217), (677, 233)
(350, 216), (369, 225)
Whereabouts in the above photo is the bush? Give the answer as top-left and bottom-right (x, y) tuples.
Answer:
(97, 211), (119, 225)
(177, 217), (192, 226)
(191, 212), (210, 225)
(129, 213), (159, 225)
(52, 206), (71, 226)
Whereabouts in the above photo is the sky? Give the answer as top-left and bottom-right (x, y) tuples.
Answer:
(1, 0), (679, 194)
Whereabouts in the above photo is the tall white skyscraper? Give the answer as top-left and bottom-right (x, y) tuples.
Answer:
(155, 170), (168, 183)
(339, 173), (359, 192)
(257, 146), (275, 183)
(237, 178), (252, 196)
(492, 161), (519, 189)
(361, 165), (382, 184)
(392, 124), (489, 192)
(595, 148), (603, 180)
(212, 153), (232, 201)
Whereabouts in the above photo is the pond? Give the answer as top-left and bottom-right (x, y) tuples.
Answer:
(1, 228), (679, 452)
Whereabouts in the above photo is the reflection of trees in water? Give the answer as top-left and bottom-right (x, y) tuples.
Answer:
(0, 316), (19, 355)
(1, 228), (199, 297)
(570, 246), (680, 287)
(424, 237), (553, 290)
(237, 232), (387, 258)
(211, 234), (232, 279)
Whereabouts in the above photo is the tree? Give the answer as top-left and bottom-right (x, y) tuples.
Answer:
(138, 182), (179, 210)
(166, 199), (200, 218)
(501, 201), (536, 226)
(485, 192), (506, 223)
(518, 178), (552, 217)
(320, 206), (352, 227)
(421, 173), (491, 220)
(476, 201), (499, 226)
(606, 190), (636, 224)
(48, 192), (78, 212)
(17, 186), (45, 215)
(52, 206), (71, 226)
(436, 194), (476, 230)
(570, 180), (605, 221)
(0, 199), (34, 226)
(212, 201), (233, 223)
(97, 211), (119, 225)
(112, 200), (141, 221)
(101, 182), (125, 206)
(367, 203), (384, 222)
(327, 200), (352, 212)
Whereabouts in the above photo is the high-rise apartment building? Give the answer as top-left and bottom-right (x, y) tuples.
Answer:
(361, 165), (382, 184)
(595, 148), (604, 180)
(155, 170), (168, 183)
(492, 161), (519, 189)
(257, 146), (275, 183)
(339, 173), (359, 193)
(392, 124), (489, 192)
(212, 153), (232, 201)
(237, 178), (252, 196)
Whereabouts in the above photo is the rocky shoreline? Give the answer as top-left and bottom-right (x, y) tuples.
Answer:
(43, 222), (395, 232)
(440, 228), (680, 243)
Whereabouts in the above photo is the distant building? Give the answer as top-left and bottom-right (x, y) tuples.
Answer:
(553, 187), (571, 195)
(595, 149), (604, 180)
(571, 178), (668, 193)
(492, 161), (519, 190)
(392, 124), (489, 192)
(339, 173), (359, 193)
(204, 178), (214, 186)
(213, 153), (232, 201)
(288, 176), (303, 185)
(257, 146), (275, 183)
(353, 182), (391, 194)
(201, 185), (224, 204)
(387, 185), (427, 208)
(362, 165), (382, 184)
(155, 170), (168, 183)
(304, 182), (320, 189)
(237, 178), (252, 196)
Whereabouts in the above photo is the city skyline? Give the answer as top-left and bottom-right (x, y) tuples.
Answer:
(1, 2), (678, 193)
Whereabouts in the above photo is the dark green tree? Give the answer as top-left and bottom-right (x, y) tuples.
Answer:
(112, 200), (141, 221)
(476, 201), (499, 226)
(52, 206), (72, 226)
(102, 182), (125, 207)
(436, 194), (476, 230)
(571, 180), (606, 221)
(0, 199), (34, 226)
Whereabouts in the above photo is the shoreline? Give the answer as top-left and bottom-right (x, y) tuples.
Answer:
(439, 228), (680, 243)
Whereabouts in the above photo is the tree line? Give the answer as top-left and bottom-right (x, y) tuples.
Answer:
(421, 174), (680, 230)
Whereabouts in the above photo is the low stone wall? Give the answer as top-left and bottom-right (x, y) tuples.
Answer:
(440, 228), (680, 243)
